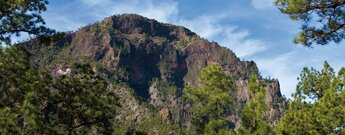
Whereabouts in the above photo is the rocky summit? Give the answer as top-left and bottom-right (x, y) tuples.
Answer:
(22, 14), (286, 133)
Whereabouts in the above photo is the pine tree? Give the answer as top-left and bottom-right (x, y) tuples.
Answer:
(275, 0), (345, 46)
(183, 64), (236, 134)
(237, 75), (274, 135)
(0, 0), (56, 45)
(44, 63), (120, 134)
(0, 46), (120, 134)
(0, 46), (46, 134)
(276, 62), (345, 134)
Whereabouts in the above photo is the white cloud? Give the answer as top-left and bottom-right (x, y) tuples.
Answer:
(42, 0), (268, 59)
(41, 0), (179, 32)
(255, 52), (299, 98)
(218, 27), (267, 57)
(176, 15), (224, 38)
(251, 0), (275, 9)
(78, 0), (178, 23)
(253, 43), (345, 99)
(43, 14), (85, 32)
(176, 15), (267, 58)
(79, 0), (110, 6)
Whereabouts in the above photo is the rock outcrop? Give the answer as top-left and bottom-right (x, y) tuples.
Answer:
(22, 13), (286, 130)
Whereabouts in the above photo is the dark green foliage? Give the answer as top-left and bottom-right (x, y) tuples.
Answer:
(45, 63), (120, 134)
(176, 39), (189, 49)
(114, 113), (181, 135)
(184, 64), (236, 134)
(150, 78), (177, 97)
(0, 0), (56, 45)
(153, 36), (169, 45)
(0, 46), (37, 108)
(159, 50), (177, 83)
(203, 119), (235, 135)
(275, 0), (345, 46)
(276, 100), (315, 135)
(136, 114), (181, 134)
(0, 46), (45, 134)
(277, 62), (345, 134)
(296, 61), (335, 100)
(238, 76), (275, 135)
(0, 47), (120, 134)
(95, 64), (129, 83)
(26, 42), (70, 70)
(125, 130), (147, 135)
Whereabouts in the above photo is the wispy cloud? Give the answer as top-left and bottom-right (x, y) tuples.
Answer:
(43, 0), (268, 58)
(253, 43), (345, 98)
(176, 15), (224, 38)
(217, 26), (267, 57)
(255, 52), (299, 98)
(42, 0), (178, 32)
(251, 0), (275, 9)
(78, 0), (109, 6)
(176, 15), (267, 58)
(77, 0), (178, 23)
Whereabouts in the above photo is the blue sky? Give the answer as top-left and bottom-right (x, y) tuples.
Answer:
(22, 0), (345, 98)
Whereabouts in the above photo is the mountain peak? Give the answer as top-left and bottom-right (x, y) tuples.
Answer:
(23, 14), (286, 129)
(92, 13), (196, 41)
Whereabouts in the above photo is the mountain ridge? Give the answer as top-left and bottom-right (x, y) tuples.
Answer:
(21, 13), (286, 131)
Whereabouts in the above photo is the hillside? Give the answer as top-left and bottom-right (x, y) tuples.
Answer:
(21, 14), (286, 133)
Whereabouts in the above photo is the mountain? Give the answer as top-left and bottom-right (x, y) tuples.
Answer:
(21, 14), (286, 133)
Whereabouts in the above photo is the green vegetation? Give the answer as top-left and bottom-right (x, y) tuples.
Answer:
(0, 46), (43, 134)
(159, 50), (177, 82)
(1, 46), (344, 134)
(153, 36), (169, 45)
(275, 0), (345, 46)
(276, 62), (345, 135)
(184, 64), (236, 134)
(151, 78), (177, 97)
(238, 76), (274, 135)
(0, 47), (120, 134)
(0, 0), (57, 45)
(176, 39), (189, 49)
(44, 63), (120, 134)
(114, 113), (181, 135)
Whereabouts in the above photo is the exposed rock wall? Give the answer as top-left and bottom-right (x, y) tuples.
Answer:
(22, 14), (286, 128)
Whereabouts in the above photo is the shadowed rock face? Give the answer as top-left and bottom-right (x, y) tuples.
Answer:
(22, 13), (286, 128)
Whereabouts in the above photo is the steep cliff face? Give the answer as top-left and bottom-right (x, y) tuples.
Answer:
(22, 14), (286, 130)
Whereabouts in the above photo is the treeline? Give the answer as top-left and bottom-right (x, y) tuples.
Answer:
(182, 63), (344, 135)
(0, 47), (119, 134)
(0, 46), (344, 134)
